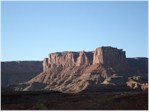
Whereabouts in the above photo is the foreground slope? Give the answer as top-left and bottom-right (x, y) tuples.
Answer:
(2, 91), (148, 110)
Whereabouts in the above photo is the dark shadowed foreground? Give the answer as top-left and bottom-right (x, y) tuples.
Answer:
(1, 90), (148, 110)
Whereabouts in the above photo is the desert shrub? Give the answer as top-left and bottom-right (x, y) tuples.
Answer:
(32, 103), (48, 110)
(101, 98), (114, 105)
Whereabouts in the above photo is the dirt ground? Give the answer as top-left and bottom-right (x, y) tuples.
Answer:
(1, 90), (148, 110)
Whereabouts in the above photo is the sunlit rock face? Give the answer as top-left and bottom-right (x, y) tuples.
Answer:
(43, 58), (49, 72)
(43, 51), (94, 71)
(43, 47), (126, 72)
(5, 46), (148, 93)
(48, 52), (76, 67)
(76, 51), (90, 66)
(93, 47), (126, 65)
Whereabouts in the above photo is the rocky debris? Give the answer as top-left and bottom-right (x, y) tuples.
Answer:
(126, 76), (148, 90)
(141, 83), (148, 91)
(1, 61), (43, 87)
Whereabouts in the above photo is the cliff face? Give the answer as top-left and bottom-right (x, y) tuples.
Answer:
(1, 61), (42, 87)
(43, 47), (126, 72)
(93, 47), (126, 65)
(48, 52), (75, 67)
(44, 51), (93, 68)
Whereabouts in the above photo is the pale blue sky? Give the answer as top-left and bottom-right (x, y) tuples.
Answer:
(1, 1), (148, 61)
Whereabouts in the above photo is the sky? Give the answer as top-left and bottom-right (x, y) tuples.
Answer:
(1, 1), (148, 61)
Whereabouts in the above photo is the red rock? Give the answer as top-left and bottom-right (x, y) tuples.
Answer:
(2, 46), (148, 93)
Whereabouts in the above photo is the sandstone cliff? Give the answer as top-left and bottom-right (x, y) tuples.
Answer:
(42, 47), (126, 72)
(93, 47), (126, 65)
(17, 46), (148, 93)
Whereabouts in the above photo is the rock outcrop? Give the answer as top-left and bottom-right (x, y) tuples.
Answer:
(15, 46), (147, 93)
(43, 51), (93, 71)
(2, 46), (148, 93)
(48, 52), (76, 67)
(126, 76), (148, 91)
(93, 47), (126, 65)
(43, 47), (126, 72)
